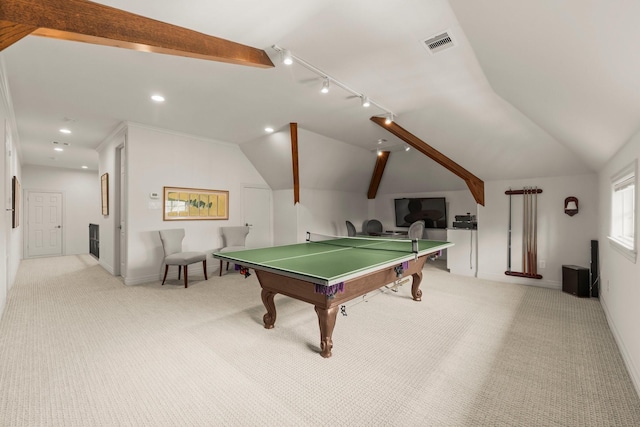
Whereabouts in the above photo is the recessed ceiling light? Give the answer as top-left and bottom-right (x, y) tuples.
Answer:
(265, 127), (274, 133)
(81, 165), (88, 169)
(151, 94), (165, 102)
(54, 147), (64, 152)
(59, 128), (71, 134)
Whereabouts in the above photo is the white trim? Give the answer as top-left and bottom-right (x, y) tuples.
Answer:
(609, 159), (637, 262)
(600, 295), (640, 400)
(607, 236), (637, 263)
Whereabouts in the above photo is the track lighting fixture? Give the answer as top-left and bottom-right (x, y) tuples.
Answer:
(405, 145), (411, 151)
(321, 78), (330, 94)
(282, 49), (293, 65)
(271, 45), (396, 120)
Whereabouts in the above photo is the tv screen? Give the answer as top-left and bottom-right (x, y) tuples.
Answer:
(394, 197), (447, 229)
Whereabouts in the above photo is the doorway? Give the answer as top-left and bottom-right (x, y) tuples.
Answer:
(243, 186), (272, 248)
(25, 191), (63, 258)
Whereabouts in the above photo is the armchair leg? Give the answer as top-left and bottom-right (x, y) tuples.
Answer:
(178, 266), (182, 280)
(203, 260), (208, 280)
(184, 265), (188, 288)
(219, 260), (223, 276)
(162, 265), (169, 285)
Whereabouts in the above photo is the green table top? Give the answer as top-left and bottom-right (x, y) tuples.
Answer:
(213, 236), (453, 286)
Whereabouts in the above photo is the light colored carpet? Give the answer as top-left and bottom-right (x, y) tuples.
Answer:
(1, 254), (639, 426)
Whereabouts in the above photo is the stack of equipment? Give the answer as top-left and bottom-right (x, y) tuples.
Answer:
(453, 213), (477, 229)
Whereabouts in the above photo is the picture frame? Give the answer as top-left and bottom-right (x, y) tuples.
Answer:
(101, 173), (109, 215)
(163, 186), (229, 221)
(12, 176), (20, 228)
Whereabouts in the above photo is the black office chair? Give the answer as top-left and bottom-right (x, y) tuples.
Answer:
(346, 221), (357, 237)
(365, 219), (383, 235)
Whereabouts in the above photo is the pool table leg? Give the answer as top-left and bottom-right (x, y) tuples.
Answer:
(261, 289), (277, 329)
(315, 305), (338, 358)
(411, 271), (423, 301)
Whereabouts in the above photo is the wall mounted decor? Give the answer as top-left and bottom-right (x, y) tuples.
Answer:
(101, 173), (109, 215)
(163, 186), (229, 221)
(564, 196), (579, 216)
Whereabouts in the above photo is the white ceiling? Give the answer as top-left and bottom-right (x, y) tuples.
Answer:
(2, 0), (638, 194)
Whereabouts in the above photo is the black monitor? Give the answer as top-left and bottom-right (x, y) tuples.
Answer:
(394, 197), (447, 229)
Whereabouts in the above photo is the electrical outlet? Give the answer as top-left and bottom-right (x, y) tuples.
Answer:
(538, 260), (546, 269)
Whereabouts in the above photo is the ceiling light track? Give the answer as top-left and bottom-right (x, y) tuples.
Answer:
(272, 45), (396, 122)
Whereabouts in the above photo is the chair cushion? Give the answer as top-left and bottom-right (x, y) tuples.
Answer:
(164, 251), (206, 265)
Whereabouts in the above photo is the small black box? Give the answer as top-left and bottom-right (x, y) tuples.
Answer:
(562, 265), (590, 297)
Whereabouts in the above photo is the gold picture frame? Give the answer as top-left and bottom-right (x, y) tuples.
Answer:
(101, 173), (109, 215)
(163, 186), (229, 221)
(12, 176), (20, 228)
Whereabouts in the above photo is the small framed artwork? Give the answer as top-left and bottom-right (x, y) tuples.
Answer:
(101, 173), (109, 215)
(163, 186), (229, 221)
(12, 176), (20, 228)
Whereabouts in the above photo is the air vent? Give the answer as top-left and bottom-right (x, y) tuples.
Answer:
(422, 31), (455, 55)
(52, 141), (70, 146)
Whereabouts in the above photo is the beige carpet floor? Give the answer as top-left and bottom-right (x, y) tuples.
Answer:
(1, 254), (639, 426)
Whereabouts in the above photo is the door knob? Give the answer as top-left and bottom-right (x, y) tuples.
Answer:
(56, 225), (61, 228)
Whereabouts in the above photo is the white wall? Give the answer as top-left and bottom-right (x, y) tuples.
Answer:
(478, 174), (598, 288)
(273, 189), (298, 246)
(21, 165), (100, 256)
(598, 129), (640, 394)
(296, 189), (369, 242)
(0, 58), (22, 317)
(107, 123), (269, 285)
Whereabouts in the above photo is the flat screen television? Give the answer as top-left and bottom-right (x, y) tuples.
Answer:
(394, 197), (447, 229)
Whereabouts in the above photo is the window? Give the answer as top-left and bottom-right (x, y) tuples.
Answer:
(609, 160), (637, 262)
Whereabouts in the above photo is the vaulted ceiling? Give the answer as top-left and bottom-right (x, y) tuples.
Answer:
(2, 0), (639, 195)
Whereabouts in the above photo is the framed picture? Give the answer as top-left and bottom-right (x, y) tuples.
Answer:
(101, 173), (109, 215)
(163, 186), (229, 221)
(12, 176), (20, 228)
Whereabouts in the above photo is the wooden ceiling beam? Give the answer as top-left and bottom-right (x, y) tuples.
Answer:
(371, 116), (485, 206)
(0, 20), (36, 51)
(290, 123), (300, 205)
(0, 0), (274, 68)
(368, 151), (390, 199)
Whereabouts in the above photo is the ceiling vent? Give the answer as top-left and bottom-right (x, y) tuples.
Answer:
(422, 31), (455, 55)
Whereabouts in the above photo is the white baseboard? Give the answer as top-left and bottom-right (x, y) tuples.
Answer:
(477, 271), (561, 290)
(600, 296), (640, 400)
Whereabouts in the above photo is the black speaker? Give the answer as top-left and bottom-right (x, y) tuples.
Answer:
(591, 240), (599, 298)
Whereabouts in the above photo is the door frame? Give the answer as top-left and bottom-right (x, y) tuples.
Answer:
(24, 189), (65, 259)
(114, 142), (126, 278)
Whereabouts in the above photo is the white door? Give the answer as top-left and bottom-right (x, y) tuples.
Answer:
(27, 191), (63, 258)
(243, 186), (272, 248)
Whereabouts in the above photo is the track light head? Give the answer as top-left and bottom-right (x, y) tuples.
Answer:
(405, 145), (411, 152)
(321, 78), (330, 94)
(361, 96), (370, 108)
(385, 113), (393, 125)
(282, 49), (293, 65)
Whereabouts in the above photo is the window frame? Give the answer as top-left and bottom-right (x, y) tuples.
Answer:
(608, 160), (637, 263)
